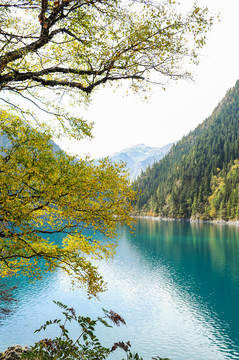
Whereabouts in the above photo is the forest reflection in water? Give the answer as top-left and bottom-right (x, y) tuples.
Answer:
(0, 219), (239, 360)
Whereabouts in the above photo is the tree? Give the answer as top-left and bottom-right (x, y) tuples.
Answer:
(0, 114), (135, 297)
(208, 160), (239, 220)
(0, 0), (214, 138)
(0, 0), (215, 298)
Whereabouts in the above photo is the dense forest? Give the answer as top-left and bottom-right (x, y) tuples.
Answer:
(133, 80), (239, 221)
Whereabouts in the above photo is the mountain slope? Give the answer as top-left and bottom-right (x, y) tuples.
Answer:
(106, 143), (174, 180)
(134, 80), (239, 220)
(0, 129), (62, 153)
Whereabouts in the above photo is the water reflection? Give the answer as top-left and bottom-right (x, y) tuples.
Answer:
(121, 219), (239, 354)
(129, 219), (239, 284)
(0, 219), (239, 360)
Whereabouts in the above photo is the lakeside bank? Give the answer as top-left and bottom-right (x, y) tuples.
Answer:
(133, 215), (239, 226)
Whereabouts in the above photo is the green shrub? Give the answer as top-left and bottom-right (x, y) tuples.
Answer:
(21, 301), (170, 360)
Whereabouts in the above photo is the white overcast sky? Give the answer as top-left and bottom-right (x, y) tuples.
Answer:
(57, 0), (239, 159)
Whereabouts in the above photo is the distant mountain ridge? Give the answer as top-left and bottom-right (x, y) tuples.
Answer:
(134, 80), (239, 221)
(0, 131), (62, 153)
(103, 143), (175, 180)
(0, 123), (173, 182)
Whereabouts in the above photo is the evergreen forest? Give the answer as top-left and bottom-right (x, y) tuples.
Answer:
(133, 80), (239, 221)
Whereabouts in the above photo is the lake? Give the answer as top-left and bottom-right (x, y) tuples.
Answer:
(1, 219), (239, 360)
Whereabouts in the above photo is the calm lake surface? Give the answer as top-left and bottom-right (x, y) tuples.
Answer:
(1, 219), (239, 360)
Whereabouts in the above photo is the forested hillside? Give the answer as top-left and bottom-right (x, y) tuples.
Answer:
(134, 80), (239, 221)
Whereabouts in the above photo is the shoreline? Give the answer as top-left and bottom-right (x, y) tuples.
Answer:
(133, 215), (239, 227)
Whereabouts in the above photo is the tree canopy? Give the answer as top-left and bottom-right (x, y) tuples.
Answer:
(0, 0), (214, 137)
(0, 0), (215, 298)
(0, 114), (135, 296)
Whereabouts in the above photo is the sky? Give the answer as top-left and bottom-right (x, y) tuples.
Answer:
(57, 0), (239, 159)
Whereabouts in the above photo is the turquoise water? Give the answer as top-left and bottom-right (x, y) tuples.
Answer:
(1, 219), (239, 360)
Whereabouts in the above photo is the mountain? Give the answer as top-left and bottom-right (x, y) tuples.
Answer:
(0, 121), (172, 182)
(134, 80), (239, 221)
(0, 130), (62, 153)
(105, 143), (174, 180)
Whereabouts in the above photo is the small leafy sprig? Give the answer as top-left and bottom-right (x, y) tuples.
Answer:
(21, 300), (114, 360)
(111, 341), (143, 360)
(21, 301), (171, 360)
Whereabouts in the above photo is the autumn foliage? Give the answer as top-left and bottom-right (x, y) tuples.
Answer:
(0, 115), (135, 296)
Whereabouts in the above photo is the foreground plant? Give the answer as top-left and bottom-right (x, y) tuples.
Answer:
(21, 301), (170, 360)
(22, 301), (114, 360)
